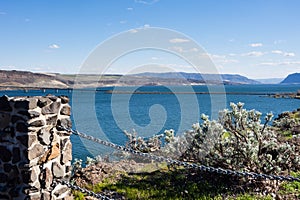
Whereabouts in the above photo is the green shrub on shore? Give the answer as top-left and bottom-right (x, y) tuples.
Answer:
(273, 109), (300, 137)
(125, 102), (299, 175)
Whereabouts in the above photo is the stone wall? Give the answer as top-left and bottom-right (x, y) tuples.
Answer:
(0, 95), (73, 199)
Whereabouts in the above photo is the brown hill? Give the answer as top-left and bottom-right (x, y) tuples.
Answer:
(0, 70), (194, 89)
(0, 70), (69, 89)
(0, 70), (263, 90)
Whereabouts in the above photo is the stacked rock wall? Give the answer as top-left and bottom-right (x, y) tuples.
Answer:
(0, 95), (73, 199)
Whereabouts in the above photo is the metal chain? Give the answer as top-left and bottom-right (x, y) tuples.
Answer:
(52, 180), (113, 200)
(59, 126), (300, 182)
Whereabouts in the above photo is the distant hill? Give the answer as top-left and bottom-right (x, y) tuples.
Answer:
(0, 70), (69, 89)
(221, 74), (260, 84)
(255, 78), (284, 84)
(0, 70), (262, 90)
(136, 72), (260, 84)
(281, 73), (300, 84)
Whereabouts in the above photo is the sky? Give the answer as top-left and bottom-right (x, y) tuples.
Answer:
(1, 0), (300, 79)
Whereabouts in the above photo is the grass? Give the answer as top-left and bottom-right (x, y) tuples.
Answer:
(281, 130), (293, 138)
(89, 170), (227, 199)
(278, 171), (300, 199)
(72, 165), (289, 200)
(73, 191), (85, 200)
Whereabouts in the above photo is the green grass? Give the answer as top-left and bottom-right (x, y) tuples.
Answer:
(281, 130), (293, 138)
(227, 194), (273, 200)
(90, 172), (224, 199)
(73, 190), (85, 200)
(72, 167), (284, 200)
(278, 171), (300, 198)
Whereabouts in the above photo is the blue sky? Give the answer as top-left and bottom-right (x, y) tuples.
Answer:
(1, 0), (300, 78)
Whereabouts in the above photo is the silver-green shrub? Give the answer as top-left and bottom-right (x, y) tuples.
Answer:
(123, 102), (299, 175)
(123, 129), (163, 153)
(273, 110), (300, 137)
(163, 102), (300, 174)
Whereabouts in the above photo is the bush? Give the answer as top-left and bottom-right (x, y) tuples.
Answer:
(124, 102), (299, 175)
(123, 129), (163, 153)
(273, 109), (300, 136)
(163, 102), (300, 175)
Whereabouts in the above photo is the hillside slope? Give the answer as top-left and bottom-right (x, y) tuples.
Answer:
(0, 70), (263, 89)
(136, 72), (260, 84)
(0, 70), (69, 88)
(281, 73), (300, 84)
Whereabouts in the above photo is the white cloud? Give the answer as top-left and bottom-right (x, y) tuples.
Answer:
(120, 20), (127, 24)
(260, 61), (300, 66)
(127, 7), (133, 11)
(208, 54), (225, 59)
(143, 24), (150, 28)
(222, 59), (239, 64)
(134, 0), (159, 5)
(284, 52), (295, 57)
(249, 43), (263, 47)
(48, 44), (60, 49)
(242, 51), (265, 57)
(271, 50), (295, 57)
(0, 65), (16, 70)
(0, 65), (46, 72)
(162, 63), (194, 71)
(259, 62), (278, 66)
(30, 67), (44, 71)
(208, 54), (239, 64)
(190, 48), (199, 52)
(271, 50), (283, 54)
(169, 46), (199, 53)
(170, 46), (184, 53)
(274, 40), (286, 45)
(169, 38), (190, 43)
(129, 29), (138, 33)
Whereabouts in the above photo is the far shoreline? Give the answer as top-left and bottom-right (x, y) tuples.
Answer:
(1, 84), (300, 99)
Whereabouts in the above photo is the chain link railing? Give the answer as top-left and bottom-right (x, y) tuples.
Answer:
(57, 126), (300, 199)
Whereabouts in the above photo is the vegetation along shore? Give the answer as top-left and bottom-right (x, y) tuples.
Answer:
(71, 103), (300, 200)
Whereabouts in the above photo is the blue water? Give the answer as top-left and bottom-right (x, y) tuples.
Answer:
(1, 84), (300, 161)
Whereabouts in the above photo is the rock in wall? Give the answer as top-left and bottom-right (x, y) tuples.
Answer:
(0, 95), (72, 199)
